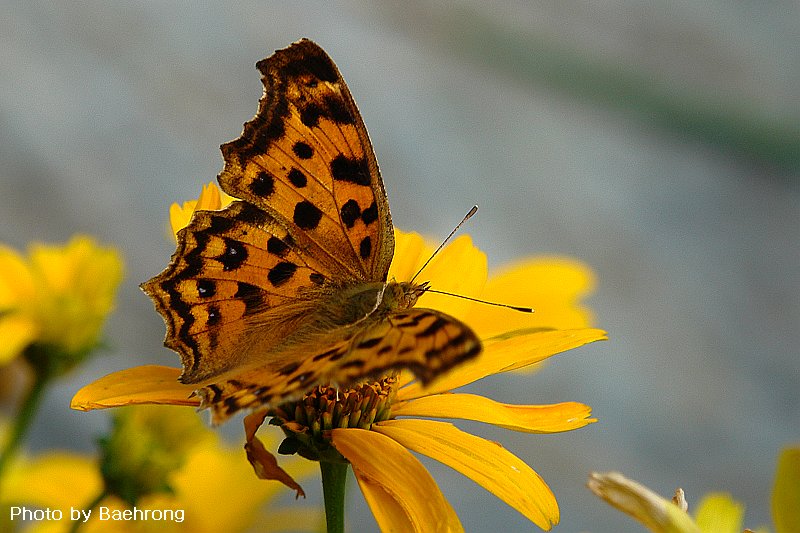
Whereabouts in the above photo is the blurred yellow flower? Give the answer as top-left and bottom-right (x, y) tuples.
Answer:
(1, 406), (318, 533)
(590, 448), (800, 533)
(97, 405), (210, 506)
(0, 235), (123, 368)
(588, 472), (702, 533)
(694, 493), (748, 533)
(773, 446), (800, 533)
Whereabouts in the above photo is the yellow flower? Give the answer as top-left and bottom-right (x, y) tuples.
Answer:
(97, 405), (209, 506)
(590, 448), (800, 533)
(1, 407), (318, 533)
(388, 230), (595, 338)
(773, 446), (800, 533)
(0, 235), (123, 368)
(72, 183), (606, 531)
(588, 472), (702, 533)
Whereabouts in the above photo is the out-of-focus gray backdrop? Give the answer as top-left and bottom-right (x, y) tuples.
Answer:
(2, 2), (798, 531)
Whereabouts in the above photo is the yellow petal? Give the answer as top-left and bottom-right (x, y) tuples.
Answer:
(588, 472), (701, 533)
(392, 393), (595, 433)
(388, 230), (430, 282)
(413, 234), (488, 320)
(332, 427), (463, 533)
(399, 328), (607, 399)
(773, 446), (800, 533)
(169, 181), (224, 237)
(374, 419), (558, 530)
(463, 257), (596, 338)
(195, 181), (224, 211)
(389, 229), (490, 318)
(71, 365), (200, 411)
(693, 493), (744, 533)
(170, 199), (199, 237)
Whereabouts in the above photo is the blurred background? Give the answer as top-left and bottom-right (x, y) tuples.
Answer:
(1, 1), (798, 531)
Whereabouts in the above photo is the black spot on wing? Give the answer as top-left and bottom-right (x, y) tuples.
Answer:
(196, 279), (216, 298)
(207, 304), (221, 327)
(288, 371), (314, 386)
(339, 359), (365, 372)
(356, 337), (381, 349)
(330, 155), (370, 186)
(418, 317), (447, 337)
(293, 201), (322, 229)
(377, 345), (393, 355)
(300, 104), (323, 128)
(359, 236), (371, 260)
(361, 201), (378, 225)
(340, 199), (361, 228)
(324, 95), (354, 124)
(312, 346), (342, 362)
(268, 261), (297, 287)
(287, 168), (307, 187)
(279, 361), (301, 376)
(280, 52), (338, 84)
(208, 214), (235, 234)
(218, 239), (248, 271)
(267, 236), (290, 257)
(235, 203), (270, 225)
(299, 95), (354, 128)
(235, 282), (264, 313)
(293, 141), (313, 159)
(250, 171), (275, 198)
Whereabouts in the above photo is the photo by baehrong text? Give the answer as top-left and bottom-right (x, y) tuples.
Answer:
(8, 506), (186, 524)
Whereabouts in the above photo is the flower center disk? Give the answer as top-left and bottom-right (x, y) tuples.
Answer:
(271, 377), (398, 462)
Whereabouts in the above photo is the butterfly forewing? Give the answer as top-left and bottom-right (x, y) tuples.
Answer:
(142, 201), (333, 384)
(219, 39), (393, 281)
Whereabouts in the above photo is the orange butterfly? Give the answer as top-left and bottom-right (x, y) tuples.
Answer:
(142, 39), (481, 422)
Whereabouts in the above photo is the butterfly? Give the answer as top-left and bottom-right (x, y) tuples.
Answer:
(141, 39), (482, 423)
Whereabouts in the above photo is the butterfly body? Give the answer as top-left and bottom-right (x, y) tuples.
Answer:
(142, 39), (481, 422)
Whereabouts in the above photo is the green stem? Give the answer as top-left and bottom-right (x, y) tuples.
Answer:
(320, 461), (349, 533)
(0, 370), (50, 485)
(68, 490), (108, 533)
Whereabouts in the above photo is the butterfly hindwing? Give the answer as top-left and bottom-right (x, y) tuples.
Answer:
(345, 308), (482, 384)
(219, 39), (394, 282)
(199, 308), (481, 423)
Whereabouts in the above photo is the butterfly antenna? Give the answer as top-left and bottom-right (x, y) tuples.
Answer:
(424, 289), (533, 313)
(409, 205), (533, 313)
(410, 205), (478, 284)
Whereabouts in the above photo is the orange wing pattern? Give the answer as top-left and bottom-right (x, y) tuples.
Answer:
(142, 201), (332, 384)
(199, 309), (481, 423)
(219, 39), (393, 281)
(142, 40), (484, 421)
